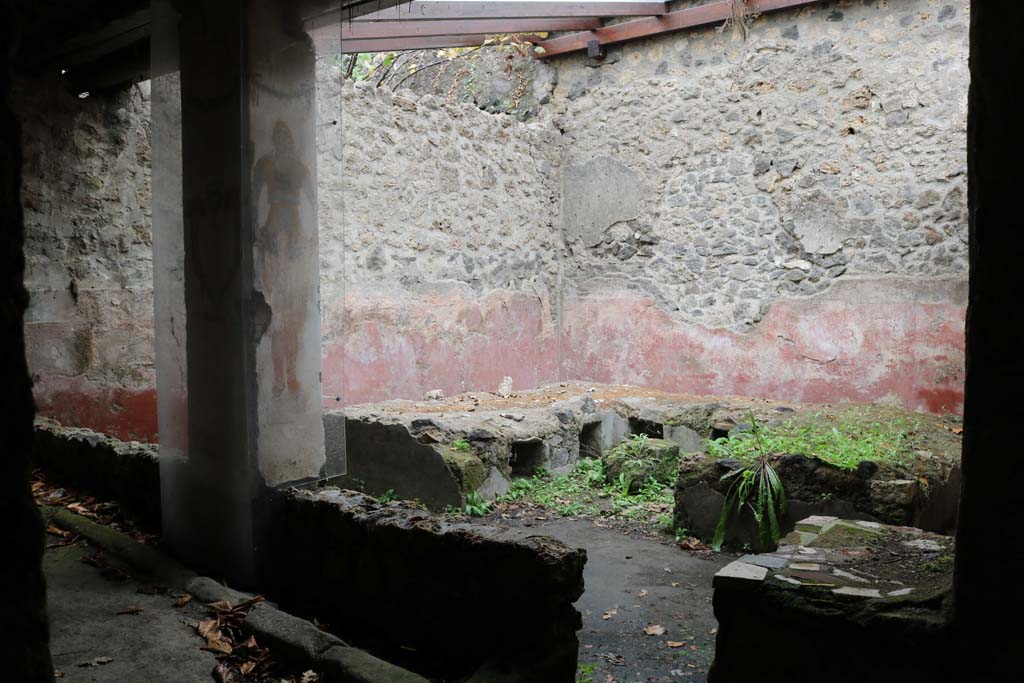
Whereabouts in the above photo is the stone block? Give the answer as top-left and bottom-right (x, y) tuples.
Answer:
(243, 603), (347, 666)
(738, 554), (789, 570)
(664, 423), (706, 453)
(809, 520), (882, 548)
(713, 561), (768, 590)
(318, 645), (430, 683)
(795, 515), (838, 533)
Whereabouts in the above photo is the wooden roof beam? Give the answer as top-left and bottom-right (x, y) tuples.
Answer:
(353, 1), (666, 22)
(342, 17), (600, 39)
(535, 0), (827, 58)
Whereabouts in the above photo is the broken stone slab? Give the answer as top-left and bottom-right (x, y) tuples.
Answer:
(808, 519), (882, 548)
(477, 466), (511, 500)
(738, 554), (789, 570)
(663, 423), (706, 453)
(795, 515), (838, 533)
(713, 561), (768, 590)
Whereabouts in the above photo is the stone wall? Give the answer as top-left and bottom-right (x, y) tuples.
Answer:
(19, 78), (155, 440)
(19, 0), (970, 441)
(19, 65), (562, 440)
(550, 0), (968, 413)
(320, 70), (562, 406)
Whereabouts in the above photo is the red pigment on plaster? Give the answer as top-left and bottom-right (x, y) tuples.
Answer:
(34, 376), (159, 442)
(322, 290), (560, 407)
(561, 287), (965, 415)
(33, 284), (967, 437)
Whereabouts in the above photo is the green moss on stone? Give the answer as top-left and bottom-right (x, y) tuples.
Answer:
(808, 521), (881, 548)
(440, 448), (487, 494)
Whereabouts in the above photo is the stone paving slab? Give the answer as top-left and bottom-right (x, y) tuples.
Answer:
(713, 516), (954, 600)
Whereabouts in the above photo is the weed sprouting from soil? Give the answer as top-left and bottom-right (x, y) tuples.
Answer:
(499, 458), (676, 527)
(706, 408), (919, 471)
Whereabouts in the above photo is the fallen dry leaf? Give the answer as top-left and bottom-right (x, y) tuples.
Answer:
(197, 619), (219, 639)
(203, 637), (233, 656)
(213, 662), (231, 683)
(77, 656), (113, 667)
(66, 502), (98, 519)
(666, 641), (686, 648)
(598, 652), (625, 666)
(602, 608), (618, 620)
(174, 594), (193, 607)
(644, 624), (666, 636)
(117, 606), (144, 615)
(240, 661), (257, 675)
(951, 426), (963, 435)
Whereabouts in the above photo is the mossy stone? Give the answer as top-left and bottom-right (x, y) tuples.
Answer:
(808, 520), (881, 548)
(604, 437), (680, 493)
(439, 447), (487, 494)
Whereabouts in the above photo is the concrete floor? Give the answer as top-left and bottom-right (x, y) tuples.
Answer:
(513, 519), (730, 683)
(45, 540), (217, 682)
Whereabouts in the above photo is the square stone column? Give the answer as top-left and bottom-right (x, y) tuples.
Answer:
(152, 0), (339, 584)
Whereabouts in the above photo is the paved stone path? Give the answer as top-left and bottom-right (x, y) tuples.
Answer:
(45, 540), (216, 682)
(501, 518), (731, 683)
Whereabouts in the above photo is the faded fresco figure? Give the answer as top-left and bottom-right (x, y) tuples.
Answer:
(253, 120), (314, 397)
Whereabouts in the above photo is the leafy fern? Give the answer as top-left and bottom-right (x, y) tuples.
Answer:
(712, 412), (787, 551)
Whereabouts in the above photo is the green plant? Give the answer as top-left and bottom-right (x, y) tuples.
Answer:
(712, 412), (787, 551)
(464, 492), (491, 517)
(706, 409), (912, 471)
(624, 433), (651, 457)
(451, 438), (471, 452)
(616, 471), (632, 496)
(377, 488), (396, 504)
(575, 662), (597, 683)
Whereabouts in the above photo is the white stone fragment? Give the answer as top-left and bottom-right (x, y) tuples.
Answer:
(713, 561), (768, 589)
(832, 568), (870, 583)
(790, 563), (821, 571)
(774, 575), (803, 586)
(833, 587), (882, 598)
(902, 538), (944, 551)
